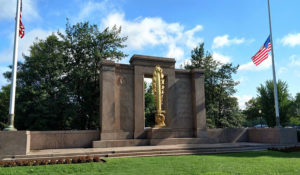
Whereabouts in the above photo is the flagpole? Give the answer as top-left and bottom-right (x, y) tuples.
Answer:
(4, 0), (21, 131)
(267, 0), (281, 128)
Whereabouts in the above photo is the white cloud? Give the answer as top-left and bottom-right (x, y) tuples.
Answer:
(18, 29), (54, 58)
(212, 35), (245, 49)
(0, 0), (39, 21)
(237, 76), (246, 84)
(103, 13), (180, 49)
(212, 52), (231, 64)
(166, 44), (184, 60)
(238, 55), (272, 71)
(177, 58), (191, 69)
(184, 25), (204, 50)
(281, 33), (300, 47)
(102, 12), (203, 60)
(289, 55), (300, 66)
(75, 0), (115, 21)
(234, 95), (252, 110)
(278, 67), (288, 75)
(0, 29), (55, 64)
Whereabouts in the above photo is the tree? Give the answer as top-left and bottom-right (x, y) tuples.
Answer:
(0, 85), (10, 130)
(58, 21), (127, 129)
(243, 98), (265, 127)
(289, 93), (300, 126)
(185, 43), (244, 128)
(4, 34), (75, 130)
(3, 21), (127, 130)
(256, 80), (293, 127)
(144, 82), (155, 127)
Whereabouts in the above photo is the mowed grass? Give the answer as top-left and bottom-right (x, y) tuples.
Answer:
(1, 151), (300, 175)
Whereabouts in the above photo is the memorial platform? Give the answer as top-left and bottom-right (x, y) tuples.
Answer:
(1, 142), (296, 161)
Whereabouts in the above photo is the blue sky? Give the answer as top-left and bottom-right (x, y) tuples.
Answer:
(0, 0), (300, 109)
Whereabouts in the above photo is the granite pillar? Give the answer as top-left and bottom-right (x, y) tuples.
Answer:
(192, 68), (207, 137)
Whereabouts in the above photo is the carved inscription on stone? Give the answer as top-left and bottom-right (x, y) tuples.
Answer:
(175, 74), (193, 119)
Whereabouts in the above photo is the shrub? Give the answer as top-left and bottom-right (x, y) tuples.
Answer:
(40, 160), (49, 165)
(93, 155), (100, 162)
(49, 159), (57, 165)
(0, 160), (4, 167)
(57, 158), (64, 164)
(3, 161), (9, 167)
(28, 160), (34, 166)
(4, 161), (16, 167)
(297, 130), (300, 142)
(23, 160), (29, 166)
(72, 157), (79, 164)
(268, 146), (300, 153)
(16, 160), (24, 166)
(86, 156), (93, 163)
(34, 160), (41, 166)
(65, 158), (72, 164)
(79, 156), (86, 163)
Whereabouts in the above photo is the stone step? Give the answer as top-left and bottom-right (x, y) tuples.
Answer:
(105, 147), (267, 158)
(93, 138), (219, 148)
(3, 143), (274, 161)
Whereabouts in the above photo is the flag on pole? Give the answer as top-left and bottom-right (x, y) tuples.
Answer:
(251, 36), (271, 66)
(19, 0), (25, 38)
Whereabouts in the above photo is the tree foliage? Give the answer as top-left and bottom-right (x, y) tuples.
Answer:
(289, 93), (300, 125)
(3, 21), (127, 130)
(244, 80), (295, 127)
(257, 80), (292, 127)
(185, 43), (244, 128)
(242, 98), (266, 127)
(0, 85), (10, 130)
(144, 82), (155, 127)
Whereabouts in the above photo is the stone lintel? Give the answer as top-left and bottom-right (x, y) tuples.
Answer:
(191, 68), (205, 74)
(100, 60), (115, 70)
(130, 54), (175, 68)
(175, 68), (204, 74)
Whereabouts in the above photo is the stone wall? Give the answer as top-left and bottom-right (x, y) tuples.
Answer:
(0, 131), (30, 157)
(30, 130), (99, 150)
(207, 128), (248, 143)
(248, 128), (297, 144)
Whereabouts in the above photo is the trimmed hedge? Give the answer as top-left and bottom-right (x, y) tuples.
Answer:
(268, 146), (300, 153)
(0, 155), (105, 168)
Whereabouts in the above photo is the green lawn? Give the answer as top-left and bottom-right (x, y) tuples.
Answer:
(1, 151), (300, 175)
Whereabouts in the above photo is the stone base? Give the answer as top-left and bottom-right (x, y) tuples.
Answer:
(146, 127), (173, 139)
(93, 137), (218, 148)
(144, 128), (195, 139)
(0, 131), (30, 157)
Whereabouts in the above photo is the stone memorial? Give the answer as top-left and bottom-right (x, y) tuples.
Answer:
(93, 54), (208, 147)
(0, 54), (297, 158)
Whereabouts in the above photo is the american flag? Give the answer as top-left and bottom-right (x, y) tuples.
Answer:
(251, 36), (271, 66)
(19, 0), (25, 38)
